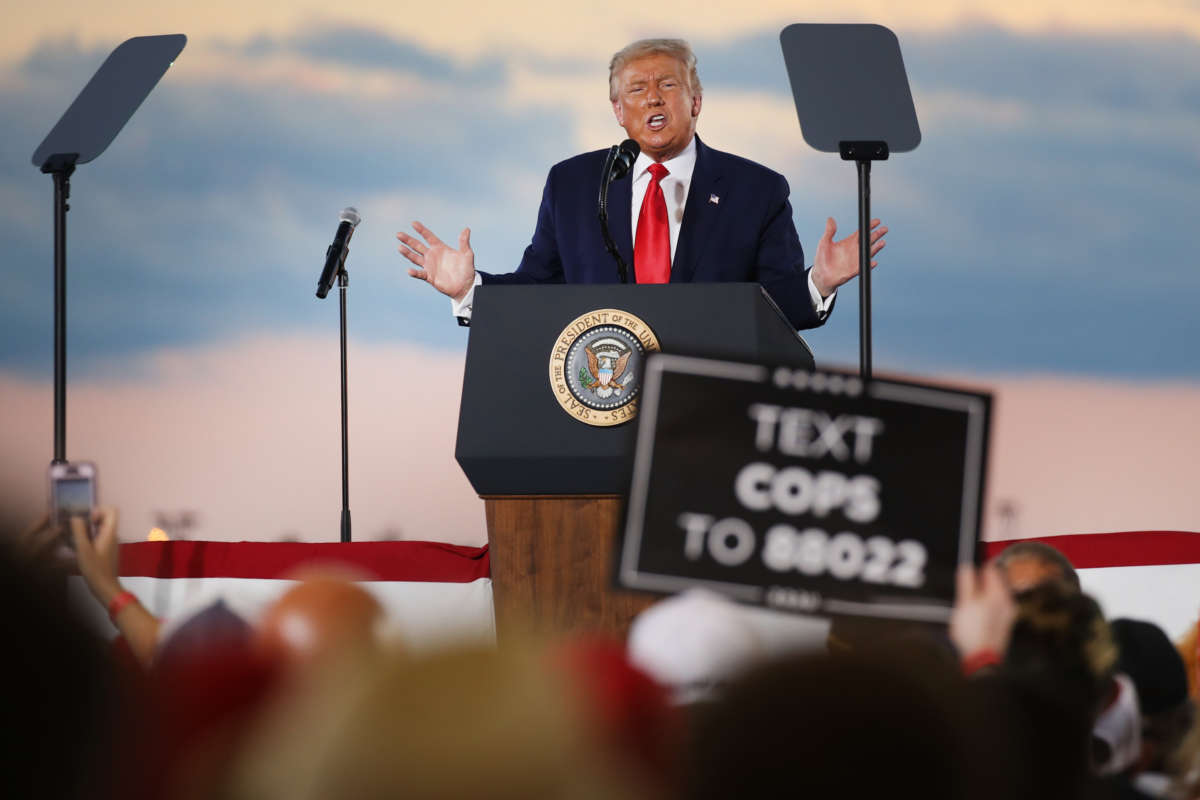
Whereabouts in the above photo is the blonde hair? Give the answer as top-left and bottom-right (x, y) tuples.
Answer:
(608, 38), (702, 102)
(228, 644), (654, 800)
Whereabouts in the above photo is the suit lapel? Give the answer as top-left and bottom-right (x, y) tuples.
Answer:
(609, 170), (635, 273)
(672, 136), (721, 283)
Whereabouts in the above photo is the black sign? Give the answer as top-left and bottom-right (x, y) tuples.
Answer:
(617, 355), (991, 622)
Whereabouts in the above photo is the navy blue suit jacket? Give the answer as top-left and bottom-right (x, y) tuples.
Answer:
(479, 136), (828, 330)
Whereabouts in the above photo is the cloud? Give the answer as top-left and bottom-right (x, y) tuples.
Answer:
(1, 335), (1196, 546)
(0, 31), (569, 373)
(0, 335), (485, 544)
(2, 23), (1199, 380)
(17, 35), (112, 81)
(700, 25), (1200, 114)
(904, 26), (1200, 115)
(235, 26), (507, 87)
(688, 25), (1200, 374)
(5, 0), (1200, 69)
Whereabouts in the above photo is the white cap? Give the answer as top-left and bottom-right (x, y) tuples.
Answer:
(627, 589), (765, 704)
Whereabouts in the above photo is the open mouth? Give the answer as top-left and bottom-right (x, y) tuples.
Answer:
(646, 114), (667, 131)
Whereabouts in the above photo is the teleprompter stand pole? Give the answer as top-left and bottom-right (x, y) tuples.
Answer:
(45, 154), (77, 464)
(841, 141), (889, 380)
(31, 34), (187, 465)
(779, 23), (920, 379)
(337, 263), (352, 543)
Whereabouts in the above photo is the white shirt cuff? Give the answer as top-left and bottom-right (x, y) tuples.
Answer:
(807, 269), (836, 319)
(451, 273), (483, 320)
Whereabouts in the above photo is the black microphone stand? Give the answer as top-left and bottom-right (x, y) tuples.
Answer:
(597, 146), (630, 283)
(316, 212), (357, 543)
(335, 254), (352, 542)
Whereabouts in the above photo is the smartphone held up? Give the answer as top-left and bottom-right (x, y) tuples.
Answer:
(48, 461), (97, 545)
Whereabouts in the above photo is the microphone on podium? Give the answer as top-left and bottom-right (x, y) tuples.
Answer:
(598, 140), (640, 283)
(609, 138), (640, 182)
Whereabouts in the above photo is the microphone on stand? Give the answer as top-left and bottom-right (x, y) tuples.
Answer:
(313, 206), (361, 542)
(598, 139), (640, 283)
(316, 207), (361, 299)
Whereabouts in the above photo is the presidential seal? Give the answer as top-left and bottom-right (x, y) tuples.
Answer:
(548, 309), (661, 427)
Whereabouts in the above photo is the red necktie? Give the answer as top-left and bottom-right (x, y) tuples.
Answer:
(634, 163), (671, 284)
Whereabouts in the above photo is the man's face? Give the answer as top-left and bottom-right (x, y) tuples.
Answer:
(611, 53), (701, 163)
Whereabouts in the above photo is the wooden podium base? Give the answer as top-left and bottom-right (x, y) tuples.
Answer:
(483, 495), (657, 641)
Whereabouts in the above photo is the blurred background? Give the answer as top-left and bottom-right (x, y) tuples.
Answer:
(1, 0), (1197, 543)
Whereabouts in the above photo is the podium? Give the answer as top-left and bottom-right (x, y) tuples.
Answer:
(456, 283), (815, 639)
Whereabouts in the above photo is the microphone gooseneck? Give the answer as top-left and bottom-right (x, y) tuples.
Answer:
(597, 140), (640, 284)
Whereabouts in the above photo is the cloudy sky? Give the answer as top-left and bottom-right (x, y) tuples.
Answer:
(1, 0), (1197, 541)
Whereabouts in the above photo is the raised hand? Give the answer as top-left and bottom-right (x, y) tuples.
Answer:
(810, 217), (887, 298)
(16, 513), (62, 564)
(72, 506), (161, 667)
(949, 563), (1017, 660)
(397, 221), (476, 302)
(72, 507), (121, 607)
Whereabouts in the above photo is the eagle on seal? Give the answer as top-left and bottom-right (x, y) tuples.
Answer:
(585, 344), (632, 399)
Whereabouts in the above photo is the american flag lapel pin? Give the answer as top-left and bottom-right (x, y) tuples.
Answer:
(709, 193), (720, 205)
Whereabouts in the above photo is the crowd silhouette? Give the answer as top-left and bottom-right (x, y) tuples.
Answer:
(4, 508), (1197, 799)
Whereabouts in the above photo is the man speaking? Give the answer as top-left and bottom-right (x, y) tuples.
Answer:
(397, 38), (886, 331)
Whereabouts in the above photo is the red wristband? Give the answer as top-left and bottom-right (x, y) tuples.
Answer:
(961, 648), (1002, 677)
(107, 590), (138, 621)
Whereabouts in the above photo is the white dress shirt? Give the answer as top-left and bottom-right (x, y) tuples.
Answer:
(452, 135), (834, 321)
(629, 137), (697, 265)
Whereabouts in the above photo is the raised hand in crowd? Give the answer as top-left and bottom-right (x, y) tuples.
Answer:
(397, 221), (477, 302)
(73, 506), (121, 606)
(949, 562), (1017, 665)
(14, 512), (65, 565)
(72, 507), (161, 667)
